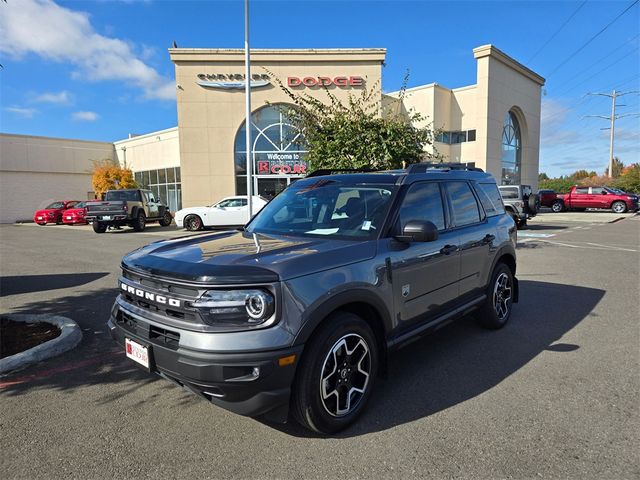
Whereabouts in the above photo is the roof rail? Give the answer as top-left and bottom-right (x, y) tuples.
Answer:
(407, 162), (484, 173)
(306, 168), (375, 178)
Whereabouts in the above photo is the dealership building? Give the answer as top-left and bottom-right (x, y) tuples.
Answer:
(0, 44), (544, 223)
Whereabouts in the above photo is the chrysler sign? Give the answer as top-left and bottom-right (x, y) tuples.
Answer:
(197, 73), (271, 90)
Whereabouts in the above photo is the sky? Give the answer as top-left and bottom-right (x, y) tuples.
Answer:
(0, 0), (638, 178)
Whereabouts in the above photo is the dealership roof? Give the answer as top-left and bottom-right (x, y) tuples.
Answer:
(169, 48), (387, 63)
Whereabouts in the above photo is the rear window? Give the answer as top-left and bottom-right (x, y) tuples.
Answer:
(476, 183), (505, 217)
(499, 187), (519, 199)
(105, 190), (140, 202)
(445, 182), (481, 227)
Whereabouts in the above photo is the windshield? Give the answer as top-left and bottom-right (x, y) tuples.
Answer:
(247, 179), (396, 240)
(105, 190), (140, 202)
(72, 202), (86, 209)
(45, 202), (64, 209)
(605, 187), (624, 194)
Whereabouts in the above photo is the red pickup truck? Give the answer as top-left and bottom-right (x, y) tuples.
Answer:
(556, 186), (639, 213)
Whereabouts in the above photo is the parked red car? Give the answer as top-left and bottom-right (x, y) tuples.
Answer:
(556, 186), (639, 213)
(62, 201), (89, 225)
(33, 200), (81, 225)
(538, 189), (559, 209)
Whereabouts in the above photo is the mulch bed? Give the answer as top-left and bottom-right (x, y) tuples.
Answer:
(0, 317), (61, 359)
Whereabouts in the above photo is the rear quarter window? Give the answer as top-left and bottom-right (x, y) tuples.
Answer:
(476, 183), (505, 217)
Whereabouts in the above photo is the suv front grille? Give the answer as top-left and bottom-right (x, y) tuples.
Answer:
(117, 310), (180, 351)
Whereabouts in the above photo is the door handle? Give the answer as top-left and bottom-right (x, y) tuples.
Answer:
(482, 234), (495, 244)
(440, 244), (458, 255)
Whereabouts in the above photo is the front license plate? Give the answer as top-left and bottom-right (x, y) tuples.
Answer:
(37, 216), (43, 220)
(125, 338), (150, 369)
(102, 215), (112, 220)
(66, 216), (72, 220)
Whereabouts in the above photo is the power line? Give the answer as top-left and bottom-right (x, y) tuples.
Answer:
(528, 0), (588, 63)
(546, 0), (639, 78)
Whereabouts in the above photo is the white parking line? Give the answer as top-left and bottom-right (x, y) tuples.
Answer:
(534, 239), (638, 252)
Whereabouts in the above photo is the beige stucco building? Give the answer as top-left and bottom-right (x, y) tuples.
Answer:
(0, 133), (114, 223)
(0, 45), (544, 222)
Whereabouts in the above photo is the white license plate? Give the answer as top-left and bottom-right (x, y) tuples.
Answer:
(125, 338), (149, 369)
(102, 215), (112, 220)
(66, 216), (72, 220)
(37, 216), (43, 220)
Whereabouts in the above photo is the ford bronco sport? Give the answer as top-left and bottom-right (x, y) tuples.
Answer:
(109, 163), (518, 434)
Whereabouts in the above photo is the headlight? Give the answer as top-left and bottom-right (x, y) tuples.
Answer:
(193, 289), (275, 327)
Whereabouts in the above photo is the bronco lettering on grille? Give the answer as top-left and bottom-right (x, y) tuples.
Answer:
(121, 282), (181, 307)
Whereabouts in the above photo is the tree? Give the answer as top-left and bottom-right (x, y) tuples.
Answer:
(538, 172), (549, 181)
(539, 177), (575, 193)
(604, 157), (624, 178)
(268, 72), (441, 171)
(612, 163), (640, 193)
(91, 159), (137, 197)
(570, 169), (593, 180)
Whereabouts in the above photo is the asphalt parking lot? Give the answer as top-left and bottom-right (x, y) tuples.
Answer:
(1, 212), (638, 479)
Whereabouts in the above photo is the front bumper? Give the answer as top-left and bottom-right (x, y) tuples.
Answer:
(108, 302), (302, 421)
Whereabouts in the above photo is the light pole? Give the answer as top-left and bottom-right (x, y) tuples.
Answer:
(244, 0), (253, 222)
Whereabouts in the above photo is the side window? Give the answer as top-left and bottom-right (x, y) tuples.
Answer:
(147, 191), (156, 203)
(239, 198), (248, 207)
(217, 199), (231, 208)
(476, 183), (505, 217)
(591, 187), (604, 195)
(499, 187), (519, 199)
(397, 182), (445, 232)
(445, 181), (481, 227)
(575, 187), (589, 195)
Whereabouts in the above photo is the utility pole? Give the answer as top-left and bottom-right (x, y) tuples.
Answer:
(584, 90), (639, 177)
(244, 0), (253, 222)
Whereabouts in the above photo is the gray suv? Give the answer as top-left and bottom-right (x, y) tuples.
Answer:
(108, 163), (518, 434)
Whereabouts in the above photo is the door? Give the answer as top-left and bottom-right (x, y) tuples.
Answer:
(207, 198), (247, 226)
(444, 181), (492, 297)
(255, 177), (288, 200)
(145, 191), (160, 218)
(572, 187), (591, 208)
(590, 187), (609, 208)
(387, 182), (460, 324)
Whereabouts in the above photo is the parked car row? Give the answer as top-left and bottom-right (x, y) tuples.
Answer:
(34, 200), (86, 225)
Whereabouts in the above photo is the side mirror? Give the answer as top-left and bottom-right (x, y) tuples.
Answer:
(601, 191), (607, 195)
(398, 220), (439, 243)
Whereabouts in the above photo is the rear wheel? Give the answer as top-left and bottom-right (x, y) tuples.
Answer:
(92, 221), (107, 233)
(292, 312), (378, 434)
(476, 263), (514, 329)
(133, 212), (146, 232)
(159, 211), (172, 227)
(36, 222), (46, 226)
(611, 201), (627, 214)
(55, 216), (63, 225)
(551, 200), (564, 213)
(184, 215), (203, 231)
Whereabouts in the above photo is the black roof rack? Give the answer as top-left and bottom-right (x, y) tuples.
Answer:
(406, 162), (484, 173)
(306, 168), (375, 178)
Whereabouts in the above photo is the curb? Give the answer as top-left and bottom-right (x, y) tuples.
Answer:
(0, 314), (83, 375)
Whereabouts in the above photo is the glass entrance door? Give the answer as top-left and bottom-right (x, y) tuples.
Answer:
(254, 177), (289, 200)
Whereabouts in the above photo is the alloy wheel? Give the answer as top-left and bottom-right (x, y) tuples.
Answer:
(319, 333), (371, 417)
(492, 272), (512, 320)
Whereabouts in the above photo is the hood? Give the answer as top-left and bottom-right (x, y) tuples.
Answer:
(122, 230), (377, 284)
(175, 206), (209, 217)
(35, 208), (60, 215)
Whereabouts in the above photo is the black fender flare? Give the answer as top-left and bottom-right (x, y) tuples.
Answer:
(158, 205), (167, 218)
(293, 288), (393, 349)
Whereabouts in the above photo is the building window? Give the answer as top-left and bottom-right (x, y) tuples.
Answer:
(234, 104), (308, 198)
(501, 111), (521, 185)
(435, 129), (476, 145)
(134, 167), (182, 212)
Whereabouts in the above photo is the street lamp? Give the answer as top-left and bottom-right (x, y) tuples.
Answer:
(244, 0), (253, 222)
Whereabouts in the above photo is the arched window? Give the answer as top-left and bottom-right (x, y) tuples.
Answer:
(234, 104), (307, 198)
(501, 111), (521, 185)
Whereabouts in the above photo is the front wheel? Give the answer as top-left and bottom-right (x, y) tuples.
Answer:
(55, 216), (63, 225)
(476, 263), (514, 329)
(92, 221), (107, 233)
(292, 312), (378, 434)
(551, 200), (564, 213)
(184, 215), (203, 231)
(611, 201), (627, 214)
(36, 222), (46, 226)
(133, 212), (146, 232)
(159, 211), (172, 227)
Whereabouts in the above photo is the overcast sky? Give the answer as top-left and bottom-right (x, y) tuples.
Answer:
(1, 0), (638, 177)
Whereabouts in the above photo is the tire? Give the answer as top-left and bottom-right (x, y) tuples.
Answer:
(551, 200), (564, 213)
(92, 221), (107, 233)
(184, 214), (203, 231)
(55, 216), (63, 225)
(527, 193), (540, 214)
(159, 211), (173, 227)
(517, 218), (527, 229)
(133, 212), (146, 232)
(36, 222), (46, 226)
(611, 201), (627, 214)
(292, 312), (379, 434)
(476, 263), (515, 330)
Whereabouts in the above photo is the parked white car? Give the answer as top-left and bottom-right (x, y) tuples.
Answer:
(175, 196), (268, 231)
